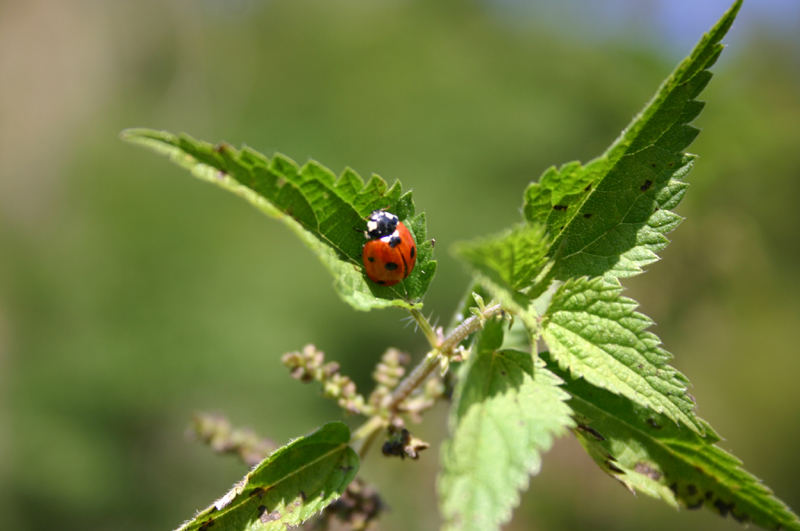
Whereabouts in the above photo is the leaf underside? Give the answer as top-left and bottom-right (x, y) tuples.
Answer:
(176, 422), (358, 531)
(545, 359), (800, 531)
(439, 319), (573, 531)
(121, 129), (435, 311)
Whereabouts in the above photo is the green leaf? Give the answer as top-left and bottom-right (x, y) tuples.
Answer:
(523, 0), (741, 283)
(541, 277), (701, 433)
(120, 129), (436, 311)
(451, 224), (552, 334)
(453, 224), (551, 294)
(176, 422), (358, 531)
(545, 360), (800, 531)
(439, 318), (573, 531)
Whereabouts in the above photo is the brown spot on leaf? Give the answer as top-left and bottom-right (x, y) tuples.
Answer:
(261, 509), (282, 523)
(634, 462), (662, 481)
(641, 179), (653, 191)
(584, 184), (592, 192)
(583, 213), (593, 219)
(553, 204), (568, 211)
(646, 418), (661, 429)
(199, 519), (215, 530)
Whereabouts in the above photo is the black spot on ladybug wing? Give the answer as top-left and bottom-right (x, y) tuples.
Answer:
(367, 256), (375, 262)
(409, 246), (415, 259)
(385, 262), (399, 271)
(389, 235), (402, 248)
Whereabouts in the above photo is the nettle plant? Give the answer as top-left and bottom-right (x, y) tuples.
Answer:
(123, 3), (800, 531)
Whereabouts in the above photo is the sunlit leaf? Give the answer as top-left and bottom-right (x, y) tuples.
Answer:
(523, 0), (741, 284)
(176, 422), (358, 531)
(121, 129), (435, 311)
(546, 361), (800, 531)
(542, 277), (701, 433)
(439, 318), (573, 531)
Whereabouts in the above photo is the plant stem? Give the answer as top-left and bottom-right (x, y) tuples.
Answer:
(354, 416), (387, 458)
(409, 308), (439, 349)
(351, 303), (504, 452)
(387, 303), (502, 413)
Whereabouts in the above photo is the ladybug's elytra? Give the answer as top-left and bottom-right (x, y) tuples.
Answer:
(362, 210), (417, 286)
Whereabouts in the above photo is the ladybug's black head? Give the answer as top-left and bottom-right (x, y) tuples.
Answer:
(365, 210), (399, 239)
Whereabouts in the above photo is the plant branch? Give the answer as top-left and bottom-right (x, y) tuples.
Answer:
(409, 308), (440, 349)
(351, 303), (503, 455)
(394, 303), (502, 414)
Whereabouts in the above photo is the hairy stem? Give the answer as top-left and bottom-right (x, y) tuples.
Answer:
(409, 308), (440, 349)
(351, 303), (504, 452)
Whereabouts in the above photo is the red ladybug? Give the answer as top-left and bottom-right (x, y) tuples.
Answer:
(362, 210), (417, 286)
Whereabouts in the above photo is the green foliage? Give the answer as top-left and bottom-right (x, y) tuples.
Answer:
(522, 0), (738, 284)
(439, 318), (573, 531)
(118, 2), (800, 531)
(442, 1), (797, 529)
(541, 277), (700, 433)
(120, 129), (435, 311)
(547, 363), (800, 531)
(176, 422), (358, 531)
(452, 224), (551, 294)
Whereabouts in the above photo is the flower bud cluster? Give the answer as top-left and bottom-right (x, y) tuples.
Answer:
(368, 348), (410, 409)
(190, 412), (275, 466)
(282, 344), (369, 415)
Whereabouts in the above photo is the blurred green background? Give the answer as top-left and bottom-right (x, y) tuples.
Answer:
(2, 0), (798, 529)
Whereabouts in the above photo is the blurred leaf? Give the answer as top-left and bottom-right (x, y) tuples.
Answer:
(546, 360), (800, 531)
(175, 422), (358, 531)
(121, 129), (435, 311)
(523, 0), (741, 284)
(541, 277), (701, 433)
(439, 318), (573, 531)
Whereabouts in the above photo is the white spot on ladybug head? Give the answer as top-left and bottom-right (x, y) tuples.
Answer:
(367, 210), (400, 239)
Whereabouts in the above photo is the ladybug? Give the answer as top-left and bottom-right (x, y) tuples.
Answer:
(362, 210), (417, 286)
